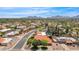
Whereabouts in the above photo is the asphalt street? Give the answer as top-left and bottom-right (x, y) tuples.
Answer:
(12, 30), (35, 50)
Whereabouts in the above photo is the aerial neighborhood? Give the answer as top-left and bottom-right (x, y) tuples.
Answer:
(0, 17), (78, 51)
(0, 7), (79, 51)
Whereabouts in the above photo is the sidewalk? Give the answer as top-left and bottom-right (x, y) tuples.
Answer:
(60, 44), (70, 50)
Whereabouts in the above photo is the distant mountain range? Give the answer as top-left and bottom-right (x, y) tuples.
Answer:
(0, 15), (79, 20)
(26, 15), (79, 19)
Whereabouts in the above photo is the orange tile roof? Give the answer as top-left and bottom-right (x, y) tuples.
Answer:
(0, 37), (5, 43)
(34, 35), (52, 44)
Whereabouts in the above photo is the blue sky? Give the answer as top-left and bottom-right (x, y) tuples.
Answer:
(0, 7), (79, 18)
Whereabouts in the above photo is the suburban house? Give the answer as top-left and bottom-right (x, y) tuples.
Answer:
(5, 30), (20, 37)
(0, 29), (11, 32)
(55, 37), (76, 44)
(34, 31), (52, 45)
(0, 37), (12, 46)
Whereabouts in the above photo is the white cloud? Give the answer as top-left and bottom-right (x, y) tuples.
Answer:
(0, 10), (48, 15)
(51, 10), (61, 13)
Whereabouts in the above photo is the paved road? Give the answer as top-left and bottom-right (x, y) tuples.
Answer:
(11, 30), (36, 50)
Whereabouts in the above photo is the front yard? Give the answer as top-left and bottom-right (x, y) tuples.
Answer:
(27, 37), (49, 51)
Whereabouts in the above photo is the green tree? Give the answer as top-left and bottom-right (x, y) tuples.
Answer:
(40, 40), (48, 50)
(40, 40), (48, 46)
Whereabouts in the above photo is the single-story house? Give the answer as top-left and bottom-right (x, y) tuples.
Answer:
(34, 32), (52, 44)
(0, 37), (12, 46)
(55, 37), (76, 44)
(0, 29), (11, 32)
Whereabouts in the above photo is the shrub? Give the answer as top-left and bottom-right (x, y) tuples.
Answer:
(41, 46), (48, 50)
(31, 39), (40, 51)
(31, 46), (39, 51)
